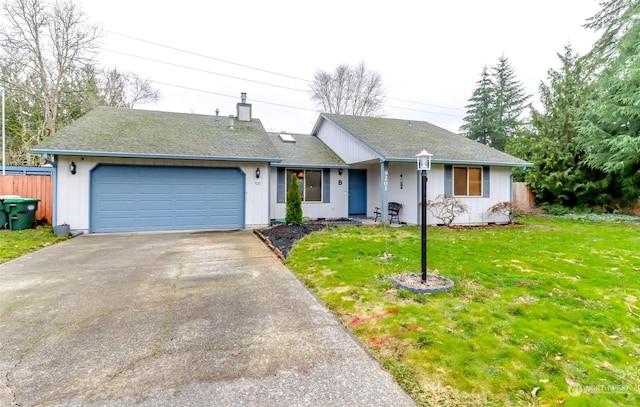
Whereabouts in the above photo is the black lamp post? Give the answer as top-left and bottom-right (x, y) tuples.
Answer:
(416, 150), (432, 283)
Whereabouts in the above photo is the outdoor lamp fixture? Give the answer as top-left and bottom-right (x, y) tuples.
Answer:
(69, 161), (77, 175)
(338, 168), (343, 176)
(416, 150), (433, 283)
(255, 167), (260, 179)
(416, 149), (432, 171)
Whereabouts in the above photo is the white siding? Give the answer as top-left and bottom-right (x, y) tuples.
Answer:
(364, 163), (512, 225)
(365, 163), (382, 219)
(55, 156), (270, 232)
(453, 166), (512, 225)
(386, 162), (420, 224)
(269, 168), (348, 220)
(367, 162), (442, 225)
(316, 122), (379, 164)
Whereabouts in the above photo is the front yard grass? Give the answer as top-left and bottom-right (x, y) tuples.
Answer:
(0, 227), (70, 264)
(285, 216), (640, 406)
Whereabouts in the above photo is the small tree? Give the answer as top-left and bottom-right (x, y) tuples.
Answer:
(426, 195), (469, 227)
(286, 173), (303, 225)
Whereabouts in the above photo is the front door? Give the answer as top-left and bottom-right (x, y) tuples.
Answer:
(348, 169), (367, 216)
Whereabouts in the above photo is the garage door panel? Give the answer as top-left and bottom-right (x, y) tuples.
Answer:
(91, 165), (245, 233)
(145, 201), (174, 210)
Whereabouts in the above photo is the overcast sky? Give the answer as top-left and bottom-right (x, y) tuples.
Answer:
(76, 0), (602, 134)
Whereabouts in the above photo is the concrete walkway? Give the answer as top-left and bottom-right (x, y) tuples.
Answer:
(0, 230), (415, 406)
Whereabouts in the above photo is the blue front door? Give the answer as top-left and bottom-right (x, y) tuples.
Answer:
(348, 169), (367, 216)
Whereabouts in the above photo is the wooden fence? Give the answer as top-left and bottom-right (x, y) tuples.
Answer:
(0, 171), (53, 223)
(513, 182), (535, 212)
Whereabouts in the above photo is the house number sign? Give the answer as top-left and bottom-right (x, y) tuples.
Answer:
(384, 170), (389, 192)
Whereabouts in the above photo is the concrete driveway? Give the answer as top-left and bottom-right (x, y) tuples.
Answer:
(0, 231), (415, 406)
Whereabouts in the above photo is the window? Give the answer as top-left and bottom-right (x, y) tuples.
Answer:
(453, 167), (482, 197)
(286, 169), (322, 202)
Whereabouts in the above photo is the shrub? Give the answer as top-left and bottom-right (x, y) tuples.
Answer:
(426, 194), (469, 227)
(540, 203), (572, 216)
(286, 173), (303, 225)
(488, 201), (514, 223)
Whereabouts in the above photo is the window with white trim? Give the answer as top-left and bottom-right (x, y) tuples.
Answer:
(453, 166), (482, 197)
(286, 169), (322, 202)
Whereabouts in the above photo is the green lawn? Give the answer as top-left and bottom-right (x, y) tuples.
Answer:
(285, 216), (640, 406)
(0, 227), (70, 264)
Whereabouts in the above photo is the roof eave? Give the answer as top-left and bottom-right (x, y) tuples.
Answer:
(384, 157), (533, 167)
(30, 149), (282, 163)
(270, 163), (349, 169)
(310, 113), (327, 135)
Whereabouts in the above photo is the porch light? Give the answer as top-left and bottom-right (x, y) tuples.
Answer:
(69, 161), (77, 175)
(416, 150), (432, 171)
(255, 168), (260, 179)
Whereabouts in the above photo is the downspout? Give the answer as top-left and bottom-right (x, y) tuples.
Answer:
(43, 154), (57, 226)
(380, 161), (389, 222)
(510, 173), (514, 203)
(510, 166), (527, 202)
(267, 165), (272, 227)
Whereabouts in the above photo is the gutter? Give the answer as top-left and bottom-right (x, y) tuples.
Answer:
(386, 157), (533, 168)
(30, 149), (282, 163)
(270, 163), (349, 169)
(43, 154), (58, 226)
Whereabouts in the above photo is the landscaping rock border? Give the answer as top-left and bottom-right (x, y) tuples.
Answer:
(393, 272), (454, 294)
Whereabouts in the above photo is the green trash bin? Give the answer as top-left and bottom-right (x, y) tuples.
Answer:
(4, 198), (40, 231)
(0, 195), (20, 229)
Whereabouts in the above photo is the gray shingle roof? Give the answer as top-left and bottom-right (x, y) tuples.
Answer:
(318, 114), (531, 166)
(268, 133), (346, 167)
(32, 106), (280, 161)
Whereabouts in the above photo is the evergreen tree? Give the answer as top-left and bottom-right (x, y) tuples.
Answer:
(583, 0), (640, 69)
(492, 56), (530, 151)
(460, 66), (496, 146)
(460, 56), (529, 151)
(577, 5), (640, 205)
(508, 46), (614, 207)
(286, 174), (303, 225)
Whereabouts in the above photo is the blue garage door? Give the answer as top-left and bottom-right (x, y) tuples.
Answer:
(90, 165), (245, 233)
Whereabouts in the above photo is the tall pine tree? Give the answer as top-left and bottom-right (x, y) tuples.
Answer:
(460, 66), (496, 146)
(460, 56), (529, 151)
(492, 56), (530, 151)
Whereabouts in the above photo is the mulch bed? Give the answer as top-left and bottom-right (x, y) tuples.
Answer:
(256, 219), (361, 259)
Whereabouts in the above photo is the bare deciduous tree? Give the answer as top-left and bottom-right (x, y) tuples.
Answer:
(310, 61), (385, 116)
(99, 68), (160, 108)
(426, 194), (469, 227)
(0, 0), (101, 138)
